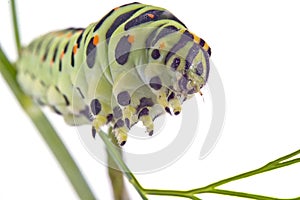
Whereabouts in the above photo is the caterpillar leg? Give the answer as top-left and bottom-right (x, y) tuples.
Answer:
(167, 92), (182, 115)
(113, 121), (128, 146)
(156, 89), (172, 115)
(138, 107), (154, 136)
(111, 105), (130, 146)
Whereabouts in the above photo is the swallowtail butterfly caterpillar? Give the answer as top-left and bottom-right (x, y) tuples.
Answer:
(17, 2), (211, 145)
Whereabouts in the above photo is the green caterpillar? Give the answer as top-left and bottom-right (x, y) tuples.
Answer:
(17, 2), (211, 145)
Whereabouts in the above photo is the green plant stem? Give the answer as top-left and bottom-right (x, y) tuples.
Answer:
(106, 128), (129, 200)
(0, 47), (96, 200)
(97, 130), (148, 200)
(98, 128), (300, 200)
(10, 0), (21, 57)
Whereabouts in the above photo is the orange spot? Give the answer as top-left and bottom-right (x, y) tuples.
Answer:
(114, 6), (120, 10)
(66, 32), (72, 38)
(127, 35), (135, 44)
(60, 52), (65, 59)
(203, 43), (209, 51)
(50, 59), (54, 66)
(159, 42), (166, 49)
(73, 44), (78, 54)
(193, 34), (200, 43)
(147, 14), (155, 19)
(93, 35), (99, 45)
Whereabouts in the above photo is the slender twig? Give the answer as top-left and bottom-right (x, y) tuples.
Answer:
(10, 0), (21, 57)
(100, 129), (300, 200)
(106, 128), (130, 200)
(97, 130), (148, 200)
(0, 47), (96, 199)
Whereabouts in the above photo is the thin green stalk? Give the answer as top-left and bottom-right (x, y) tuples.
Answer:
(100, 129), (300, 200)
(97, 130), (148, 200)
(11, 0), (21, 57)
(0, 47), (96, 200)
(106, 128), (129, 200)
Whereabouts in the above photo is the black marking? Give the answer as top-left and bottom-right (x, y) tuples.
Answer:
(76, 31), (84, 48)
(76, 87), (85, 99)
(125, 118), (130, 128)
(65, 27), (84, 32)
(86, 37), (97, 68)
(59, 60), (62, 71)
(138, 107), (149, 118)
(84, 28), (92, 43)
(149, 76), (162, 90)
(149, 130), (154, 136)
(42, 38), (54, 61)
(207, 47), (212, 57)
(152, 25), (178, 46)
(171, 57), (181, 70)
(167, 92), (175, 101)
(120, 2), (141, 7)
(165, 30), (194, 64)
(165, 107), (172, 115)
(71, 51), (75, 67)
(188, 88), (195, 94)
(36, 99), (45, 106)
(93, 9), (115, 32)
(30, 73), (36, 80)
(52, 106), (62, 115)
(90, 99), (101, 115)
(63, 42), (69, 53)
(92, 127), (96, 138)
(113, 106), (122, 118)
(114, 119), (124, 128)
(185, 43), (200, 70)
(136, 97), (154, 112)
(63, 94), (70, 106)
(146, 26), (161, 48)
(199, 39), (205, 47)
(106, 8), (142, 43)
(40, 80), (46, 87)
(196, 62), (203, 76)
(125, 9), (186, 30)
(117, 91), (131, 106)
(79, 106), (92, 121)
(178, 74), (188, 91)
(107, 114), (113, 123)
(120, 141), (126, 146)
(174, 111), (180, 115)
(35, 40), (43, 54)
(52, 45), (59, 63)
(115, 35), (131, 65)
(125, 10), (164, 30)
(55, 86), (60, 92)
(151, 49), (160, 59)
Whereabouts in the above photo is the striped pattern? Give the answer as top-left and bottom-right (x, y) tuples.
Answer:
(16, 2), (211, 145)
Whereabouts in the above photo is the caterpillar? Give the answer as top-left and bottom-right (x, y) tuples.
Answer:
(16, 2), (211, 145)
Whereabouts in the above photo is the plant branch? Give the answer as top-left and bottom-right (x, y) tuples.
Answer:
(0, 47), (96, 200)
(98, 129), (300, 200)
(106, 128), (130, 200)
(97, 130), (148, 200)
(10, 0), (21, 57)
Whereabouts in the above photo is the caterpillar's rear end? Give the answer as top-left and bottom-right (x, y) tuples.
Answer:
(17, 2), (211, 145)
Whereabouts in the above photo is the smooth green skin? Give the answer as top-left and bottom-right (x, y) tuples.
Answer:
(16, 3), (210, 144)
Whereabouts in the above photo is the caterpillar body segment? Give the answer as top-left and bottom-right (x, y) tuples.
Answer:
(17, 2), (211, 145)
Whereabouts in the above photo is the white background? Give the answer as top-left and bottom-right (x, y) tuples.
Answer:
(1, 0), (300, 199)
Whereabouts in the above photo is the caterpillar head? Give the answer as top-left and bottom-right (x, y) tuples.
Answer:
(148, 28), (211, 98)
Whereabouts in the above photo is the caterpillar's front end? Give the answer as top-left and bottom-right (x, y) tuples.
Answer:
(106, 24), (211, 145)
